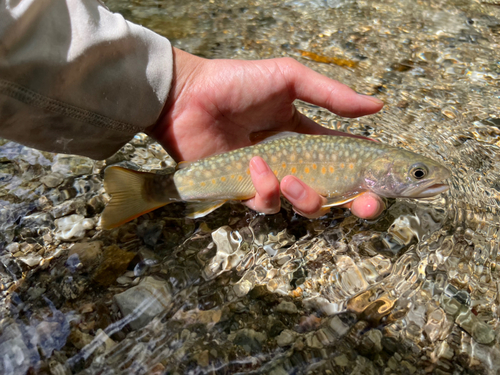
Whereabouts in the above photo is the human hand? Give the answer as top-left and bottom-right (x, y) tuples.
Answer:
(148, 48), (385, 220)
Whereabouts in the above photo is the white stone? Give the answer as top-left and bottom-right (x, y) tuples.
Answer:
(54, 215), (94, 241)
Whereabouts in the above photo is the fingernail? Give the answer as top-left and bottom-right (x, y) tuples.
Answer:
(250, 157), (269, 175)
(286, 178), (306, 200)
(359, 94), (384, 106)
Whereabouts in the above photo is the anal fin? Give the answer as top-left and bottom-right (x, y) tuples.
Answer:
(321, 191), (366, 208)
(186, 200), (227, 219)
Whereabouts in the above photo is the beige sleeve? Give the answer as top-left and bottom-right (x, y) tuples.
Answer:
(0, 0), (173, 159)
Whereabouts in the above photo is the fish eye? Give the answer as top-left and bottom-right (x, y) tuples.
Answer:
(410, 164), (428, 180)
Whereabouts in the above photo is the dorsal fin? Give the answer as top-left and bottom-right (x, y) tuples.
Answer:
(249, 131), (301, 145)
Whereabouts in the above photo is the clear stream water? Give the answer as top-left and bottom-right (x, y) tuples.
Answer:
(1, 0), (500, 374)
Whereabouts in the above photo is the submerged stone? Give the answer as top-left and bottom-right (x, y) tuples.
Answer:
(275, 301), (298, 314)
(68, 241), (103, 271)
(113, 276), (172, 330)
(54, 214), (94, 241)
(40, 173), (64, 188)
(92, 245), (135, 286)
(229, 328), (267, 354)
(51, 155), (94, 177)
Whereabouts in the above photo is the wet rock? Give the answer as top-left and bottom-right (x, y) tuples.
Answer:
(27, 286), (47, 300)
(116, 276), (133, 285)
(137, 220), (164, 246)
(20, 212), (54, 234)
(87, 195), (105, 215)
(471, 321), (495, 345)
(68, 329), (93, 350)
(329, 316), (351, 337)
(275, 301), (298, 314)
(92, 245), (135, 286)
(5, 242), (19, 253)
(51, 155), (94, 177)
(172, 308), (222, 329)
(40, 173), (64, 188)
(229, 328), (267, 354)
(113, 276), (172, 330)
(204, 226), (250, 280)
(51, 199), (87, 219)
(60, 276), (89, 300)
(54, 214), (94, 241)
(359, 329), (383, 355)
(93, 329), (115, 354)
(18, 253), (43, 268)
(333, 353), (349, 367)
(276, 329), (297, 347)
(195, 350), (209, 367)
(65, 253), (82, 273)
(48, 361), (70, 375)
(0, 322), (34, 375)
(305, 332), (323, 349)
(36, 318), (70, 357)
(133, 258), (158, 277)
(297, 314), (322, 332)
(68, 241), (103, 271)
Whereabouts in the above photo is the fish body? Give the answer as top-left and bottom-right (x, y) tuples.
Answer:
(101, 133), (451, 229)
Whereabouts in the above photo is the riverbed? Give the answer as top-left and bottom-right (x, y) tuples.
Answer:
(1, 0), (500, 373)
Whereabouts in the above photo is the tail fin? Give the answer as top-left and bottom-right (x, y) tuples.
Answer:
(101, 166), (173, 229)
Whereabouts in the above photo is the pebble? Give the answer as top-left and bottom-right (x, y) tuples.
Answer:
(51, 200), (86, 219)
(172, 309), (222, 328)
(0, 323), (32, 375)
(360, 329), (383, 354)
(40, 172), (64, 188)
(113, 276), (172, 330)
(68, 241), (103, 271)
(94, 329), (115, 354)
(51, 155), (94, 176)
(68, 328), (93, 350)
(92, 245), (135, 286)
(60, 276), (89, 300)
(80, 303), (94, 314)
(195, 350), (210, 367)
(333, 354), (349, 367)
(329, 316), (350, 337)
(54, 215), (94, 241)
(276, 329), (297, 347)
(48, 361), (70, 375)
(27, 286), (46, 300)
(18, 254), (43, 268)
(5, 242), (19, 253)
(65, 253), (82, 272)
(275, 301), (298, 314)
(116, 276), (133, 285)
(228, 328), (267, 354)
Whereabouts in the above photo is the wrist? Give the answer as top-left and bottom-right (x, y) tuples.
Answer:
(147, 48), (204, 159)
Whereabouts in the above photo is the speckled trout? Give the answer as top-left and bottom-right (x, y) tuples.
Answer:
(101, 132), (451, 229)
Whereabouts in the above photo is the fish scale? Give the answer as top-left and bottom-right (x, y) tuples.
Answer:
(101, 133), (451, 229)
(173, 135), (388, 201)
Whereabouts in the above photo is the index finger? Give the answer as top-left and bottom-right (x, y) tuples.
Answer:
(278, 58), (384, 118)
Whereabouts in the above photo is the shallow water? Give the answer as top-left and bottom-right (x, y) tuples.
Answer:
(1, 0), (500, 374)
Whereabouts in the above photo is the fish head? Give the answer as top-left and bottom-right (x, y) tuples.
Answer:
(363, 149), (451, 199)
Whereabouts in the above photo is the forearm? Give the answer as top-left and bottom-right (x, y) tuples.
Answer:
(0, 0), (173, 159)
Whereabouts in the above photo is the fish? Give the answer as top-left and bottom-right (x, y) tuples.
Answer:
(101, 132), (451, 229)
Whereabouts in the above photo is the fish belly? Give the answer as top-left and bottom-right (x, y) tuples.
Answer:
(173, 135), (372, 202)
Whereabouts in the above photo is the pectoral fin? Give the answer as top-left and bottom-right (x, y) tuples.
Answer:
(186, 200), (227, 219)
(321, 191), (366, 208)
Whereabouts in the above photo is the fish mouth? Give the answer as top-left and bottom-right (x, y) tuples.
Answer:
(412, 183), (449, 198)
